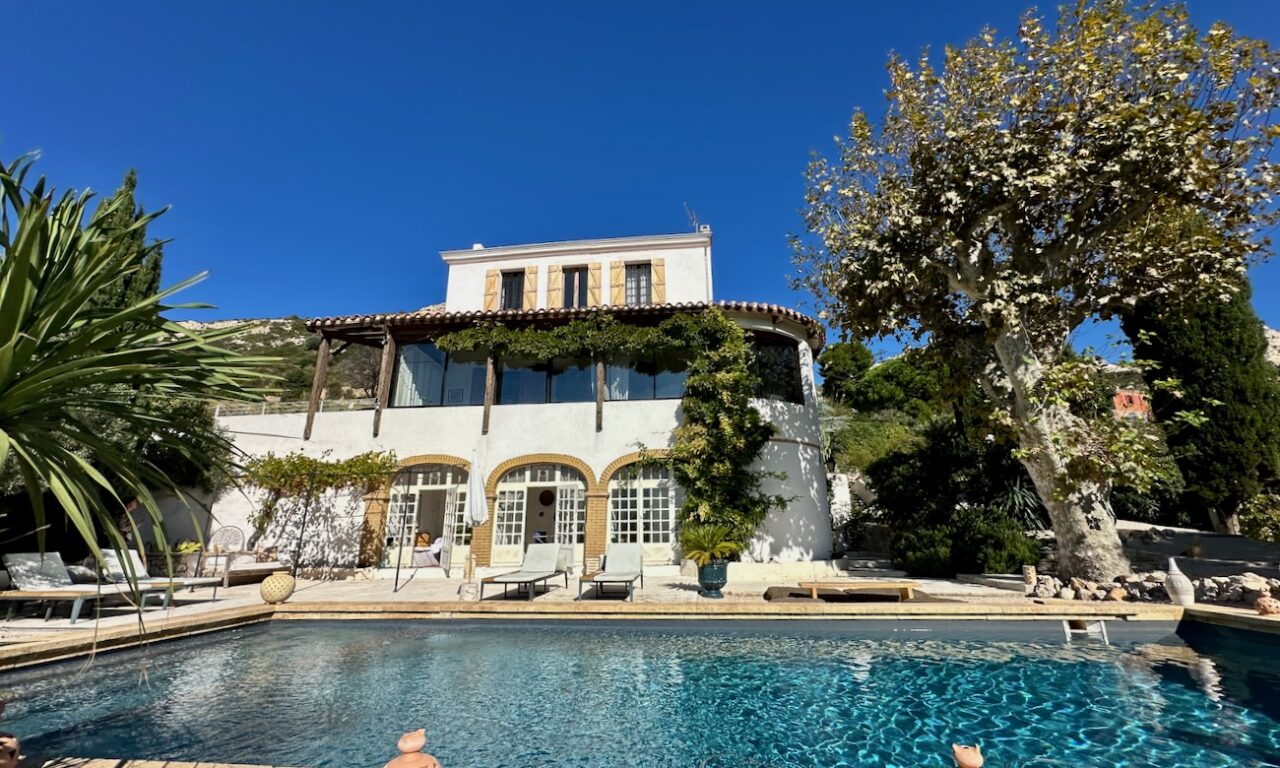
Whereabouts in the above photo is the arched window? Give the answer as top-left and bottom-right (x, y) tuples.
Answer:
(751, 331), (804, 404)
(608, 464), (678, 544)
(493, 463), (588, 546)
(386, 463), (471, 560)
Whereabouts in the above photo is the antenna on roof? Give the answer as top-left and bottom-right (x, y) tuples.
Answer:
(684, 202), (700, 232)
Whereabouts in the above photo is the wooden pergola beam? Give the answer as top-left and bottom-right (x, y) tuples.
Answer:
(482, 354), (495, 435)
(595, 356), (605, 432)
(371, 328), (397, 438)
(303, 334), (331, 441)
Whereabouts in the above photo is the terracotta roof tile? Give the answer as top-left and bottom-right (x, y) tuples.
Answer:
(305, 301), (825, 345)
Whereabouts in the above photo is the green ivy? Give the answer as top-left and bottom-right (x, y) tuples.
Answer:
(241, 449), (398, 537)
(436, 308), (786, 545)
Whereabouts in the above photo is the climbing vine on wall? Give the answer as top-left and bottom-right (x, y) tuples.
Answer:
(436, 308), (787, 545)
(240, 450), (398, 540)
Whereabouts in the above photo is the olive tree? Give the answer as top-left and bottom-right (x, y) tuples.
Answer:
(794, 1), (1280, 580)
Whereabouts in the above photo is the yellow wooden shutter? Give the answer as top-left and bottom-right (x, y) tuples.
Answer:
(587, 262), (602, 306)
(483, 269), (500, 311)
(610, 262), (625, 305)
(651, 259), (665, 304)
(546, 265), (563, 309)
(523, 265), (538, 309)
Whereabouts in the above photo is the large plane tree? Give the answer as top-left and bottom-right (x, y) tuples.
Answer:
(794, 1), (1280, 580)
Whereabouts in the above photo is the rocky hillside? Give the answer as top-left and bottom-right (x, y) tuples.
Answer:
(179, 316), (380, 400)
(1268, 327), (1280, 367)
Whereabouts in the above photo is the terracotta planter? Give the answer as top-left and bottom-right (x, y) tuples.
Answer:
(1256, 596), (1280, 616)
(260, 570), (296, 604)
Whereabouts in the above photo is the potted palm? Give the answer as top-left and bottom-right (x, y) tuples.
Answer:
(680, 524), (739, 599)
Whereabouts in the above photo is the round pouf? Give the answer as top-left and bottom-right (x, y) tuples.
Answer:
(260, 570), (296, 604)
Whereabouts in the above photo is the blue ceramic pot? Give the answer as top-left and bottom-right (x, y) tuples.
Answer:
(697, 560), (728, 599)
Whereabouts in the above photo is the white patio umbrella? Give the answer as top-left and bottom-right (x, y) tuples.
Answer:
(466, 447), (489, 527)
(459, 446), (489, 588)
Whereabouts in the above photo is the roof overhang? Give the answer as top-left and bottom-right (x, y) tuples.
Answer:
(305, 300), (825, 350)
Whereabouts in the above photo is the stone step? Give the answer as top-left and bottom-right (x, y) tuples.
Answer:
(838, 557), (896, 570)
(838, 568), (909, 579)
(957, 573), (1028, 593)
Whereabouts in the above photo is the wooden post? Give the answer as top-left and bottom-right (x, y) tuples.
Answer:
(595, 356), (605, 432)
(303, 334), (331, 441)
(372, 330), (397, 438)
(482, 354), (496, 435)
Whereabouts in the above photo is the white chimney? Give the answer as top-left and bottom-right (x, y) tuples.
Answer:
(471, 243), (485, 250)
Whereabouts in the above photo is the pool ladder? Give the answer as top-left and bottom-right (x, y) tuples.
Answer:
(1062, 618), (1110, 644)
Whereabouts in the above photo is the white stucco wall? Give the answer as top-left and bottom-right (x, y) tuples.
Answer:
(442, 233), (713, 312)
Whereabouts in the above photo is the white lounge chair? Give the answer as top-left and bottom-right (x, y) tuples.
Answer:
(101, 550), (223, 605)
(578, 543), (644, 601)
(1, 553), (163, 624)
(480, 543), (568, 601)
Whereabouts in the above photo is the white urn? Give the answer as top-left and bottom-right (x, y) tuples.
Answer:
(1165, 557), (1196, 607)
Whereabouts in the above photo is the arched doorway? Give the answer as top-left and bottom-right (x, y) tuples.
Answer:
(491, 463), (588, 566)
(606, 463), (681, 564)
(384, 463), (471, 569)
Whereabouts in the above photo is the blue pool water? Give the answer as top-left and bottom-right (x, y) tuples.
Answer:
(6, 620), (1280, 768)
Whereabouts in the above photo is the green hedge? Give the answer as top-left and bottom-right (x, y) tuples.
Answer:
(889, 507), (1042, 577)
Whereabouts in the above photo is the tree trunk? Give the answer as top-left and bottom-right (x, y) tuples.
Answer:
(993, 332), (1132, 583)
(1015, 413), (1133, 582)
(1207, 507), (1242, 536)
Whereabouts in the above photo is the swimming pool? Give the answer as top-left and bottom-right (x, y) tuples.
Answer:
(7, 619), (1279, 768)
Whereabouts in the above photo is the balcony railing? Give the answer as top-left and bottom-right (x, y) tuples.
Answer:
(214, 398), (376, 418)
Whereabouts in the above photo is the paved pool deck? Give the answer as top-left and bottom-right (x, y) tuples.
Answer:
(1, 572), (1274, 671)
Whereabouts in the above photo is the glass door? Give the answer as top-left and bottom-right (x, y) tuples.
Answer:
(492, 488), (527, 566)
(555, 485), (585, 571)
(385, 491), (417, 568)
(439, 488), (457, 576)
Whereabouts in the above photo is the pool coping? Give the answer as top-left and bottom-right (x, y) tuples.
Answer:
(0, 598), (1187, 671)
(0, 605), (273, 671)
(1182, 604), (1280, 634)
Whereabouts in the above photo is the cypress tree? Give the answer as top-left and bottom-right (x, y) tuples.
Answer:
(89, 169), (163, 310)
(1122, 281), (1280, 534)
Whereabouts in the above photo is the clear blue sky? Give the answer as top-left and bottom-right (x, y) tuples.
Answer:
(5, 1), (1279, 358)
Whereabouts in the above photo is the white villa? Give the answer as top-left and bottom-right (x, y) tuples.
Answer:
(205, 230), (831, 573)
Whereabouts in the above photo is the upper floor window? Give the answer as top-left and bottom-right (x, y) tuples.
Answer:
(496, 356), (597, 405)
(500, 271), (525, 310)
(751, 332), (804, 404)
(605, 350), (688, 401)
(563, 267), (589, 308)
(391, 344), (486, 407)
(624, 263), (652, 305)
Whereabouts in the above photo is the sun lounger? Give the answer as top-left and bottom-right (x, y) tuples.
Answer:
(480, 543), (568, 601)
(796, 580), (921, 601)
(101, 550), (222, 605)
(1, 553), (163, 624)
(578, 542), (644, 601)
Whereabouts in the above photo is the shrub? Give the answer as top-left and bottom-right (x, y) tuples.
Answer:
(889, 526), (953, 578)
(679, 524), (740, 566)
(950, 507), (1042, 574)
(832, 412), (923, 472)
(1240, 492), (1280, 544)
(889, 507), (1040, 577)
